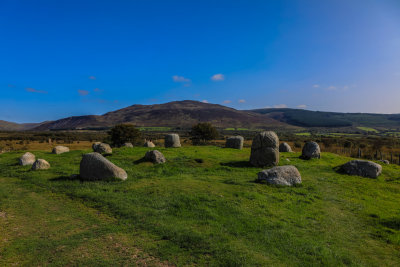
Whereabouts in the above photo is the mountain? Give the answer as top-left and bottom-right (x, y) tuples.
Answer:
(250, 108), (400, 128)
(0, 120), (44, 131)
(33, 100), (294, 130)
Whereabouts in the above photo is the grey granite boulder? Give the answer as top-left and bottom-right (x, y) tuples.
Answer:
(31, 159), (50, 170)
(250, 131), (279, 167)
(144, 141), (155, 147)
(279, 142), (292, 152)
(92, 142), (112, 154)
(165, 134), (181, 148)
(144, 150), (166, 164)
(301, 141), (320, 159)
(340, 160), (382, 178)
(80, 152), (127, 180)
(52, 145), (70, 154)
(225, 136), (244, 149)
(257, 165), (301, 186)
(19, 152), (36, 166)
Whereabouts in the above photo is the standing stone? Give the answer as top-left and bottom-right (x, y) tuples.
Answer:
(80, 152), (127, 180)
(339, 160), (382, 178)
(225, 136), (244, 149)
(52, 145), (70, 154)
(257, 165), (302, 186)
(122, 143), (133, 148)
(31, 159), (50, 170)
(301, 141), (321, 159)
(279, 142), (292, 152)
(144, 141), (155, 147)
(165, 134), (181, 148)
(145, 150), (166, 164)
(19, 152), (36, 166)
(250, 131), (279, 167)
(92, 142), (112, 154)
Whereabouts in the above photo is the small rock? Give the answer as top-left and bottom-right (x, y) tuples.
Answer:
(165, 134), (181, 148)
(279, 142), (292, 152)
(257, 165), (302, 186)
(144, 150), (166, 164)
(32, 159), (50, 170)
(378, 160), (390, 165)
(301, 142), (321, 160)
(80, 152), (127, 180)
(340, 160), (382, 178)
(92, 143), (112, 154)
(52, 146), (70, 154)
(122, 142), (133, 148)
(225, 136), (244, 149)
(19, 152), (35, 166)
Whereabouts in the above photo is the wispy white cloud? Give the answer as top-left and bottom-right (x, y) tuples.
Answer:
(326, 86), (337, 91)
(211, 74), (225, 81)
(223, 100), (231, 104)
(202, 100), (209, 103)
(89, 76), (96, 80)
(26, 87), (47, 94)
(172, 75), (191, 83)
(238, 99), (246, 103)
(93, 88), (103, 92)
(313, 84), (320, 88)
(273, 104), (287, 108)
(297, 104), (307, 109)
(78, 89), (89, 96)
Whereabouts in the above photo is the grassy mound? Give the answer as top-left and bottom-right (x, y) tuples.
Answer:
(1, 147), (400, 266)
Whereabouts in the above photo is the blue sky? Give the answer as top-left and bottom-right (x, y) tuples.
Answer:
(1, 0), (400, 123)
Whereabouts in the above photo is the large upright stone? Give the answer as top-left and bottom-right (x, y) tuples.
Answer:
(279, 142), (292, 152)
(80, 152), (127, 181)
(145, 150), (166, 164)
(257, 165), (301, 186)
(250, 131), (279, 167)
(52, 146), (70, 154)
(165, 134), (181, 148)
(301, 141), (320, 159)
(31, 159), (50, 170)
(225, 136), (244, 149)
(340, 160), (382, 178)
(19, 152), (35, 166)
(92, 142), (112, 154)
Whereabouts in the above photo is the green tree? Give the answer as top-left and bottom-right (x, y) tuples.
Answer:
(190, 122), (219, 145)
(108, 124), (141, 147)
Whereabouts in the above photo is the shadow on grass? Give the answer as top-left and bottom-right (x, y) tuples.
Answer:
(220, 161), (253, 168)
(133, 157), (147, 164)
(50, 175), (81, 182)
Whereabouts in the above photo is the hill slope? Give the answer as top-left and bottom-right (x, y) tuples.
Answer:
(33, 100), (292, 130)
(0, 120), (43, 131)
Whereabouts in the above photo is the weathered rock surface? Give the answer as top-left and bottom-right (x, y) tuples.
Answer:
(122, 142), (133, 148)
(80, 152), (127, 180)
(257, 165), (302, 186)
(19, 152), (36, 166)
(144, 141), (155, 147)
(92, 142), (112, 154)
(279, 142), (292, 152)
(31, 159), (50, 170)
(340, 160), (382, 178)
(225, 136), (244, 149)
(250, 131), (279, 167)
(144, 150), (166, 164)
(165, 134), (181, 148)
(301, 141), (321, 159)
(52, 146), (70, 154)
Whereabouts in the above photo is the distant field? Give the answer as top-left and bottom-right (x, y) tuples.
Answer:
(1, 147), (400, 265)
(357, 127), (379, 133)
(295, 132), (311, 136)
(138, 127), (173, 131)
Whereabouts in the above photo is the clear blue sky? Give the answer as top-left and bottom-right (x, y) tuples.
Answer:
(1, 0), (399, 123)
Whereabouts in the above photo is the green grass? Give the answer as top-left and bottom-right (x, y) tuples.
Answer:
(138, 127), (173, 131)
(357, 127), (379, 133)
(224, 128), (251, 131)
(295, 132), (311, 136)
(1, 147), (400, 266)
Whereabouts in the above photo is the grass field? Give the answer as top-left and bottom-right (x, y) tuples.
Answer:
(357, 127), (379, 133)
(1, 147), (400, 266)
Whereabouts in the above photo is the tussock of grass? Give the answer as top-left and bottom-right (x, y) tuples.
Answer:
(1, 146), (400, 265)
